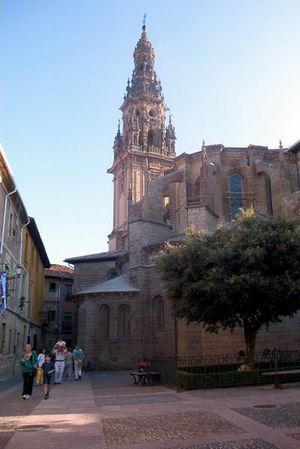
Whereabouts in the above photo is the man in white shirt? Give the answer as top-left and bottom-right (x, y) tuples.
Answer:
(52, 344), (66, 384)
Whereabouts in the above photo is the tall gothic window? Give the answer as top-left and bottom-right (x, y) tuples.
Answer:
(100, 305), (110, 338)
(257, 172), (273, 216)
(118, 304), (130, 338)
(153, 296), (164, 332)
(264, 173), (273, 216)
(194, 176), (200, 202)
(229, 174), (243, 219)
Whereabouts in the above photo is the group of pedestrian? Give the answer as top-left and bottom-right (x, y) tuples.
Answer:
(20, 339), (85, 400)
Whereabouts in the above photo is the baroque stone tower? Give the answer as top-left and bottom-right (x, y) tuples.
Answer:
(108, 23), (176, 251)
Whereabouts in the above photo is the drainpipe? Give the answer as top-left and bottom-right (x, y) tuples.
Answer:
(0, 187), (17, 256)
(19, 218), (30, 264)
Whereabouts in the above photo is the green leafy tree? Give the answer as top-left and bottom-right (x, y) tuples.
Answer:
(157, 213), (300, 367)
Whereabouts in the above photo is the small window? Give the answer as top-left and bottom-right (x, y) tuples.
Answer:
(163, 196), (170, 224)
(65, 284), (73, 301)
(62, 312), (72, 331)
(48, 311), (56, 321)
(49, 282), (56, 292)
(163, 196), (169, 207)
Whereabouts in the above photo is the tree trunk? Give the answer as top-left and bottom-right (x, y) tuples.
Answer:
(243, 324), (257, 369)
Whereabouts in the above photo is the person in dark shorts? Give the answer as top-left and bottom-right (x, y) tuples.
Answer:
(42, 354), (55, 400)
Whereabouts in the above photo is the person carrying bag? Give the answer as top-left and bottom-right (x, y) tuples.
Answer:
(20, 344), (38, 399)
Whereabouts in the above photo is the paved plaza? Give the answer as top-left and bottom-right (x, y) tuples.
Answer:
(0, 371), (300, 449)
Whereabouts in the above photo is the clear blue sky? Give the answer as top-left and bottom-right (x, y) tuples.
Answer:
(1, 0), (299, 265)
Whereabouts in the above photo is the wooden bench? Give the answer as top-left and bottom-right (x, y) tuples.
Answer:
(262, 369), (300, 389)
(129, 371), (161, 386)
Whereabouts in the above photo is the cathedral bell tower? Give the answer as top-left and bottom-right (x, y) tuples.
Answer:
(107, 22), (176, 251)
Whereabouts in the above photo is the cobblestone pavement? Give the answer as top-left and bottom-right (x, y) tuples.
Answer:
(102, 411), (243, 446)
(166, 440), (279, 449)
(0, 372), (300, 449)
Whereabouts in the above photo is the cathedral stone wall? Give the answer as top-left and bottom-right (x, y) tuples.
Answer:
(142, 266), (177, 359)
(255, 313), (300, 351)
(187, 206), (218, 233)
(128, 219), (171, 268)
(69, 23), (300, 372)
(71, 141), (300, 370)
(72, 260), (117, 294)
(77, 293), (142, 370)
(175, 317), (300, 358)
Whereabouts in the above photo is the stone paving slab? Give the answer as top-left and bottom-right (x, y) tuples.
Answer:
(92, 386), (168, 396)
(234, 402), (300, 429)
(95, 392), (183, 406)
(1, 373), (300, 449)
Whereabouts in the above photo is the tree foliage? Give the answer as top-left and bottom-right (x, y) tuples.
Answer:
(157, 213), (300, 366)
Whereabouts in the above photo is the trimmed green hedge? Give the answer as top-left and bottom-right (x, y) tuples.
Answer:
(177, 368), (300, 390)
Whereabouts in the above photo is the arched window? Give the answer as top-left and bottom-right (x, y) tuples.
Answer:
(186, 180), (193, 201)
(148, 129), (155, 146)
(118, 304), (130, 338)
(153, 296), (164, 332)
(100, 305), (110, 338)
(229, 174), (243, 219)
(163, 196), (170, 224)
(194, 176), (200, 202)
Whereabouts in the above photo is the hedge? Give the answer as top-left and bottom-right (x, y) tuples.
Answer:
(177, 368), (300, 390)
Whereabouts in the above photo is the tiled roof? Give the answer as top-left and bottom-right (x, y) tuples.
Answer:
(74, 274), (139, 295)
(44, 264), (74, 278)
(48, 264), (74, 274)
(64, 250), (127, 264)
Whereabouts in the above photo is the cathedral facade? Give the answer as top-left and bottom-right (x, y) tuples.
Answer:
(66, 25), (300, 370)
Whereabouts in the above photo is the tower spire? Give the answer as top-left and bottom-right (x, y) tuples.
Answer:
(107, 24), (176, 251)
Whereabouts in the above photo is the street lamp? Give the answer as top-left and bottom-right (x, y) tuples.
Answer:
(6, 265), (23, 280)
